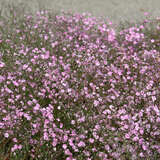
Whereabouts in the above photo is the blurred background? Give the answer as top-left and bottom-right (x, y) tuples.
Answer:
(0, 0), (160, 28)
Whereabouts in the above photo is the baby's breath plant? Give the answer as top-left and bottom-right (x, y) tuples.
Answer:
(0, 2), (160, 160)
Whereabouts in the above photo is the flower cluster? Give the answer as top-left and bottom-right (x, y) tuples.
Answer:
(0, 4), (160, 159)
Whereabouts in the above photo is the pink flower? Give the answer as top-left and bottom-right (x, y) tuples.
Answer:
(51, 41), (58, 48)
(0, 62), (5, 67)
(4, 133), (9, 138)
(66, 156), (76, 160)
(71, 120), (75, 125)
(139, 152), (144, 157)
(89, 138), (94, 143)
(34, 103), (40, 111)
(111, 95), (115, 100)
(94, 100), (99, 107)
(144, 12), (149, 16)
(95, 60), (100, 66)
(65, 149), (72, 156)
(63, 144), (67, 149)
(23, 64), (28, 70)
(95, 124), (100, 130)
(51, 132), (56, 138)
(44, 35), (48, 40)
(105, 144), (110, 151)
(139, 129), (144, 135)
(64, 135), (68, 142)
(78, 116), (85, 123)
(11, 144), (18, 152)
(43, 132), (49, 141)
(120, 114), (129, 120)
(5, 87), (12, 93)
(125, 133), (130, 139)
(52, 139), (57, 147)
(152, 96), (156, 102)
(48, 113), (53, 121)
(18, 145), (22, 150)
(11, 144), (22, 152)
(142, 144), (148, 151)
(78, 141), (85, 147)
(157, 117), (160, 123)
(108, 71), (112, 76)
(133, 136), (139, 141)
(23, 113), (31, 120)
(13, 138), (18, 143)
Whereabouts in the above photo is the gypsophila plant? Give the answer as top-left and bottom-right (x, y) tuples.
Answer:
(0, 2), (160, 160)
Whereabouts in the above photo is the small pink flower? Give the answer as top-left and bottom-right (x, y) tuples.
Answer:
(111, 95), (115, 100)
(44, 35), (48, 40)
(48, 113), (53, 121)
(4, 133), (9, 138)
(95, 60), (100, 66)
(95, 124), (100, 130)
(152, 96), (156, 102)
(144, 12), (149, 16)
(65, 149), (72, 156)
(121, 114), (129, 120)
(13, 138), (18, 143)
(64, 135), (68, 142)
(43, 132), (49, 141)
(66, 156), (75, 160)
(27, 100), (32, 106)
(139, 129), (144, 135)
(18, 145), (22, 150)
(78, 141), (85, 147)
(60, 123), (63, 128)
(0, 75), (4, 83)
(52, 139), (57, 147)
(105, 144), (110, 151)
(5, 87), (12, 93)
(139, 152), (144, 157)
(71, 120), (75, 125)
(11, 144), (18, 152)
(23, 64), (28, 70)
(123, 124), (128, 129)
(89, 138), (94, 143)
(125, 133), (130, 139)
(94, 100), (99, 107)
(34, 103), (40, 110)
(108, 71), (112, 76)
(142, 144), (148, 151)
(0, 62), (5, 67)
(63, 144), (67, 149)
(133, 136), (139, 141)
(24, 113), (31, 121)
(136, 92), (140, 96)
(51, 41), (58, 48)
(27, 67), (32, 72)
(157, 117), (160, 123)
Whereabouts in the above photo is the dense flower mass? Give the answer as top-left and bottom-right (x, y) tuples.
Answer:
(0, 4), (160, 160)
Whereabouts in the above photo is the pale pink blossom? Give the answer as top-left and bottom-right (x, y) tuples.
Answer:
(4, 132), (9, 138)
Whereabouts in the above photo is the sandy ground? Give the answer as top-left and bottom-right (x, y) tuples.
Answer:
(0, 0), (160, 30)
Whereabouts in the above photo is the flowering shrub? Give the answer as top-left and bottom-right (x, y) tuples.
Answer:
(0, 3), (160, 160)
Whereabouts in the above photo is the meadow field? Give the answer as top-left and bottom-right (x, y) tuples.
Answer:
(0, 3), (160, 160)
